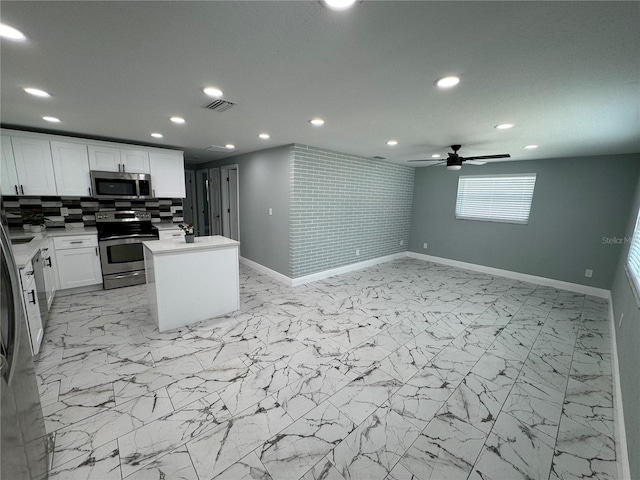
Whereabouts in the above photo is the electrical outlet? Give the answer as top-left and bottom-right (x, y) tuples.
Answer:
(60, 207), (69, 217)
(356, 249), (360, 256)
(423, 242), (428, 249)
(268, 208), (273, 216)
(400, 240), (404, 246)
(585, 269), (593, 278)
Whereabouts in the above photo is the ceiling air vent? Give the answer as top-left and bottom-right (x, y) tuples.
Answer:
(201, 99), (236, 112)
(372, 156), (386, 160)
(203, 145), (233, 152)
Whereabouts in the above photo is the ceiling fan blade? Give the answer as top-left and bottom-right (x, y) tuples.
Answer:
(429, 161), (447, 167)
(462, 154), (511, 161)
(465, 160), (486, 165)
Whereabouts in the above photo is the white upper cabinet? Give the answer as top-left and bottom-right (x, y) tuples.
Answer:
(120, 149), (150, 173)
(88, 145), (122, 172)
(1, 135), (19, 196)
(149, 150), (185, 198)
(50, 141), (91, 197)
(11, 136), (57, 196)
(88, 145), (150, 173)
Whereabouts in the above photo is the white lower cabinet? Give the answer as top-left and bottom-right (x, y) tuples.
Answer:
(41, 238), (57, 308)
(54, 235), (103, 289)
(20, 260), (43, 355)
(158, 229), (183, 240)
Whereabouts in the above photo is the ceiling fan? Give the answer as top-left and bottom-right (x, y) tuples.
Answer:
(408, 144), (510, 170)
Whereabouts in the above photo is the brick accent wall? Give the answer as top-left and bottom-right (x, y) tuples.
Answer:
(290, 145), (414, 278)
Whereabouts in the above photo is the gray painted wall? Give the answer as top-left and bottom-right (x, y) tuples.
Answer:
(409, 154), (640, 289)
(610, 159), (640, 480)
(290, 145), (414, 278)
(199, 145), (292, 276)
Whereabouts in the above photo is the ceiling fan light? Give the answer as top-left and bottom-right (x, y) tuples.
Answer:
(447, 165), (462, 171)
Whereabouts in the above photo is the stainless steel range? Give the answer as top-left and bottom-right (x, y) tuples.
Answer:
(95, 210), (159, 289)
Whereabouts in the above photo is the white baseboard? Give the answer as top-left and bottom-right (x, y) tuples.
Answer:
(55, 284), (103, 297)
(608, 298), (631, 480)
(290, 252), (407, 286)
(406, 252), (610, 299)
(240, 252), (406, 287)
(239, 257), (292, 286)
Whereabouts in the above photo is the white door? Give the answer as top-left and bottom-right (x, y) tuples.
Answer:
(228, 169), (239, 241)
(50, 141), (91, 196)
(88, 145), (122, 172)
(209, 167), (222, 235)
(1, 136), (19, 195)
(121, 149), (150, 173)
(55, 247), (103, 289)
(11, 137), (57, 196)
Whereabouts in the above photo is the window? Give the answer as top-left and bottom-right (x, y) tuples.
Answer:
(455, 174), (537, 224)
(626, 208), (640, 296)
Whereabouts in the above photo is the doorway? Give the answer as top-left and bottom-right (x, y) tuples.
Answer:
(221, 165), (239, 241)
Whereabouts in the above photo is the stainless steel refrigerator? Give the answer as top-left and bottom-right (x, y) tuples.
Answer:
(1, 198), (49, 478)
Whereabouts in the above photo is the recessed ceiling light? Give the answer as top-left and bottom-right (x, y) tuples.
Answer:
(310, 118), (325, 126)
(386, 140), (398, 146)
(495, 123), (515, 130)
(523, 144), (538, 149)
(431, 154), (441, 158)
(258, 133), (270, 140)
(24, 87), (50, 98)
(322, 0), (357, 11)
(436, 76), (460, 88)
(0, 23), (26, 41)
(42, 116), (61, 123)
(225, 144), (235, 149)
(151, 132), (163, 138)
(170, 116), (185, 124)
(203, 87), (223, 98)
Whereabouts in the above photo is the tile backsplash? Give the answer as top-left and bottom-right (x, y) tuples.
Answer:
(3, 196), (183, 229)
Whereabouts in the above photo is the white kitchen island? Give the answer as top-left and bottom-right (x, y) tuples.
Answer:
(143, 235), (240, 332)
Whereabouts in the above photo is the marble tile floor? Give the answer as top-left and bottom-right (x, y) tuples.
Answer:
(34, 258), (618, 480)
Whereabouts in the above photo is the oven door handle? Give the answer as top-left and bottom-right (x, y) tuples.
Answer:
(99, 234), (159, 242)
(99, 236), (158, 247)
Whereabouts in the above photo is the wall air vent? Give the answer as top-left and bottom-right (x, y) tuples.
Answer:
(201, 99), (236, 112)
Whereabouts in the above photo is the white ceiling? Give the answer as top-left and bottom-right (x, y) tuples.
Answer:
(1, 1), (638, 166)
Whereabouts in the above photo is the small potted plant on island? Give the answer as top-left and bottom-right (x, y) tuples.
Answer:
(179, 223), (195, 243)
(22, 208), (48, 233)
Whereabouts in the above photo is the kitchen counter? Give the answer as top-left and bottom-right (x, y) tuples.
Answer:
(10, 227), (98, 269)
(154, 223), (182, 231)
(143, 235), (240, 331)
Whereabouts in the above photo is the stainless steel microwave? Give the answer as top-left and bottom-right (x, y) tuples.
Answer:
(90, 171), (153, 200)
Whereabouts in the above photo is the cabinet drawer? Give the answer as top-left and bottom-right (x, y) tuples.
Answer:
(20, 259), (35, 287)
(53, 235), (98, 250)
(159, 230), (183, 240)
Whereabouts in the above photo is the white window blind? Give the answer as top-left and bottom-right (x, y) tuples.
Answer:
(455, 174), (537, 224)
(626, 209), (640, 296)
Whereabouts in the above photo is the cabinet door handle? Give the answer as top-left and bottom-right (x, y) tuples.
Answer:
(95, 247), (98, 256)
(88, 187), (92, 196)
(28, 290), (36, 304)
(14, 185), (19, 195)
(153, 189), (155, 197)
(118, 164), (121, 172)
(69, 240), (83, 245)
(25, 270), (34, 276)
(20, 185), (24, 195)
(46, 257), (52, 268)
(122, 164), (126, 172)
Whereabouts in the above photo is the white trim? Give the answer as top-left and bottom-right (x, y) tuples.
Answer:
(55, 283), (103, 297)
(290, 253), (406, 287)
(240, 252), (406, 287)
(406, 252), (610, 298)
(239, 256), (292, 286)
(608, 297), (631, 480)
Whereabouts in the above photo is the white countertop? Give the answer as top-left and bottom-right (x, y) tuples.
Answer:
(143, 235), (239, 255)
(10, 227), (98, 268)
